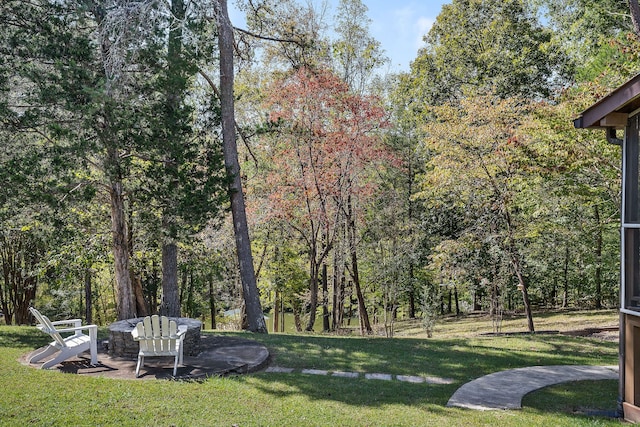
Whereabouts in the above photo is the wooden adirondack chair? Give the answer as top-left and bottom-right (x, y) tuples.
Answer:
(131, 315), (187, 377)
(28, 307), (98, 369)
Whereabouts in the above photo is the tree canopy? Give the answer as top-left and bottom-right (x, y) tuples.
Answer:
(0, 0), (636, 335)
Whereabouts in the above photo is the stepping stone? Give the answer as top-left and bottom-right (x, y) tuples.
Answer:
(425, 376), (455, 385)
(332, 371), (359, 378)
(302, 369), (328, 375)
(265, 366), (294, 373)
(397, 375), (425, 383)
(365, 373), (392, 381)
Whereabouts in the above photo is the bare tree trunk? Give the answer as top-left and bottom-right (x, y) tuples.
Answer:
(347, 197), (371, 334)
(512, 254), (535, 332)
(273, 290), (279, 333)
(631, 0), (640, 37)
(130, 271), (148, 317)
(110, 179), (136, 320)
(563, 245), (569, 308)
(216, 0), (267, 333)
(305, 259), (319, 331)
(209, 274), (216, 329)
(322, 263), (330, 332)
(280, 297), (285, 332)
(159, 0), (185, 317)
(84, 268), (92, 323)
(160, 242), (180, 317)
(294, 306), (302, 332)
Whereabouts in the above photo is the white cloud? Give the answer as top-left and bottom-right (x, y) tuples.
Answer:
(393, 6), (414, 37)
(414, 17), (434, 49)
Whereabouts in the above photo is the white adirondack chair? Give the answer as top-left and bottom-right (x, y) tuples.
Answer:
(28, 307), (98, 369)
(131, 315), (187, 377)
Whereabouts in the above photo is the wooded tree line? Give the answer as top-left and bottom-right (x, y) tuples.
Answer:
(0, 0), (638, 334)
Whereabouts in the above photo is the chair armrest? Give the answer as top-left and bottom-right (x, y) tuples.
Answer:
(50, 319), (82, 328)
(177, 325), (188, 337)
(54, 324), (97, 334)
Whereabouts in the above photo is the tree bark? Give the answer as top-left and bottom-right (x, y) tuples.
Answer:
(216, 0), (267, 333)
(160, 242), (180, 317)
(347, 196), (372, 334)
(631, 0), (640, 38)
(563, 245), (569, 308)
(110, 178), (136, 320)
(159, 0), (185, 317)
(305, 258), (319, 331)
(209, 274), (217, 329)
(273, 290), (280, 333)
(512, 254), (535, 332)
(84, 268), (92, 323)
(322, 263), (330, 332)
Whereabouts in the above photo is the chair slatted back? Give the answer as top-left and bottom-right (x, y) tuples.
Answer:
(135, 315), (179, 354)
(29, 307), (66, 347)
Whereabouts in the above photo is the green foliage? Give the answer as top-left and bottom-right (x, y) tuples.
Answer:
(418, 0), (560, 101)
(331, 0), (388, 93)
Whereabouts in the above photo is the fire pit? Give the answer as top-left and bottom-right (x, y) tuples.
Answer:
(108, 317), (202, 359)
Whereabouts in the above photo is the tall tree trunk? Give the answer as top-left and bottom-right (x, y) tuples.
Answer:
(84, 268), (92, 323)
(110, 179), (136, 320)
(280, 297), (285, 332)
(305, 259), (319, 331)
(273, 290), (280, 333)
(216, 0), (267, 333)
(160, 242), (180, 316)
(347, 196), (371, 334)
(332, 262), (339, 330)
(332, 225), (345, 330)
(563, 245), (569, 308)
(512, 254), (535, 332)
(322, 263), (330, 332)
(209, 274), (216, 329)
(131, 272), (148, 317)
(407, 163), (417, 319)
(159, 0), (185, 317)
(93, 0), (135, 321)
(408, 269), (416, 319)
(337, 275), (346, 328)
(631, 0), (640, 38)
(503, 200), (534, 332)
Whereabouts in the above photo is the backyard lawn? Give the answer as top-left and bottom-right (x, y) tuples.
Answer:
(0, 310), (621, 426)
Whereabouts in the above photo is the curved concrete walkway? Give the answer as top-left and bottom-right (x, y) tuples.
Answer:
(447, 365), (618, 410)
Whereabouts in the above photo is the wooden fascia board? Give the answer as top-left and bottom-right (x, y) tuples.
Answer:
(575, 73), (640, 129)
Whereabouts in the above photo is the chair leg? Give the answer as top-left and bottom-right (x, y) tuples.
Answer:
(41, 349), (75, 369)
(29, 345), (57, 364)
(173, 355), (179, 376)
(135, 355), (144, 377)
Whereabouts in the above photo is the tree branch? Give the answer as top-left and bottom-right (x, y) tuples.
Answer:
(198, 68), (259, 168)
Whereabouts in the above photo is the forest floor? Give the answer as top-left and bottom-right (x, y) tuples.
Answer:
(385, 308), (620, 341)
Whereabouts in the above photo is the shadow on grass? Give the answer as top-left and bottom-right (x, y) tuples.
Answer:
(247, 372), (458, 409)
(0, 327), (50, 350)
(523, 379), (620, 420)
(219, 331), (618, 409)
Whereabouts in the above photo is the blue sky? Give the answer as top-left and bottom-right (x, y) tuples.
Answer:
(229, 1), (451, 72)
(356, 0), (450, 71)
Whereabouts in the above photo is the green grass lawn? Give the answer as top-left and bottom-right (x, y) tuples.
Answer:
(0, 310), (622, 426)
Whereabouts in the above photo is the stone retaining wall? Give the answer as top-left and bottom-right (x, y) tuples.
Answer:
(108, 317), (202, 359)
